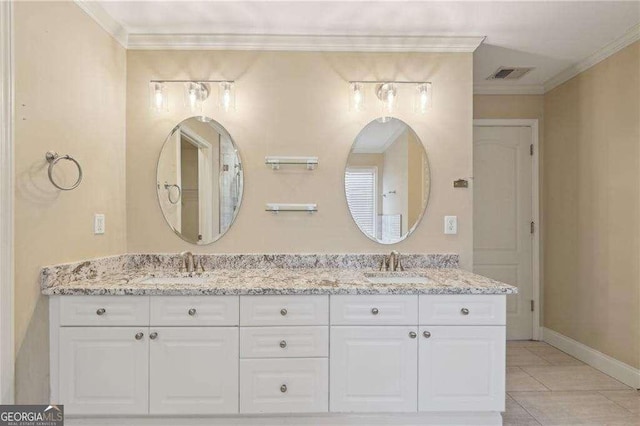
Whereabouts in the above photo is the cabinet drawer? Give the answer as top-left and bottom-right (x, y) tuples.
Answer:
(150, 296), (239, 326)
(330, 295), (418, 325)
(59, 296), (149, 326)
(241, 326), (328, 358)
(240, 296), (328, 326)
(240, 358), (328, 413)
(419, 295), (506, 325)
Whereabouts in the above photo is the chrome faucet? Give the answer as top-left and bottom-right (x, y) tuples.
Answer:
(379, 250), (404, 272)
(180, 251), (195, 274)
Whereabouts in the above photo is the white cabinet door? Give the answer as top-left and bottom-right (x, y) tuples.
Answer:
(418, 326), (505, 412)
(330, 326), (418, 413)
(59, 327), (149, 415)
(149, 327), (239, 415)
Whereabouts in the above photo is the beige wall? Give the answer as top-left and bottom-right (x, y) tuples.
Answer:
(14, 1), (127, 401)
(127, 51), (474, 268)
(543, 41), (640, 368)
(474, 94), (544, 121)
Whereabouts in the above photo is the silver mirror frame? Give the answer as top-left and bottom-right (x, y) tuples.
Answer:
(344, 117), (431, 245)
(155, 116), (244, 245)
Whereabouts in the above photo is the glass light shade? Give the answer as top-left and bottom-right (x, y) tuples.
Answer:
(376, 83), (397, 123)
(184, 82), (209, 113)
(219, 82), (236, 112)
(149, 82), (168, 112)
(414, 83), (432, 113)
(349, 82), (365, 111)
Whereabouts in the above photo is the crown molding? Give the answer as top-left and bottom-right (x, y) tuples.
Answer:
(127, 34), (485, 52)
(74, 0), (127, 48)
(544, 23), (640, 93)
(473, 83), (544, 95)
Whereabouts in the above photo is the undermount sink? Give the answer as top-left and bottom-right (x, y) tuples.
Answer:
(364, 275), (431, 285)
(139, 276), (212, 285)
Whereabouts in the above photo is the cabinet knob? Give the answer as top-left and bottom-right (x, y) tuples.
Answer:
(423, 331), (431, 338)
(149, 332), (158, 340)
(135, 332), (144, 340)
(96, 308), (106, 316)
(280, 384), (287, 393)
(371, 307), (379, 315)
(188, 308), (197, 316)
(280, 308), (288, 316)
(409, 331), (417, 339)
(279, 340), (287, 349)
(461, 308), (470, 315)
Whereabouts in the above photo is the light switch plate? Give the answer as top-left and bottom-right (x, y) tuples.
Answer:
(444, 216), (457, 234)
(94, 214), (105, 235)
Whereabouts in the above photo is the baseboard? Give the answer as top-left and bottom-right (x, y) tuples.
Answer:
(65, 412), (503, 426)
(542, 327), (640, 389)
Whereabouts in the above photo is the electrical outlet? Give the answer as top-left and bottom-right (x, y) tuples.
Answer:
(94, 214), (105, 235)
(444, 216), (457, 235)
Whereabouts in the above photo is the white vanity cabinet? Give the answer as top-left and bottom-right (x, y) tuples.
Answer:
(51, 296), (241, 416)
(50, 293), (507, 424)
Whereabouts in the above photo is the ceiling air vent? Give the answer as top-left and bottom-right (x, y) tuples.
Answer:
(487, 67), (534, 80)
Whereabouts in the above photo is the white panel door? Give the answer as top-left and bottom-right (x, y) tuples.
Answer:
(330, 326), (418, 413)
(418, 326), (505, 412)
(473, 125), (533, 339)
(149, 327), (239, 415)
(59, 327), (149, 415)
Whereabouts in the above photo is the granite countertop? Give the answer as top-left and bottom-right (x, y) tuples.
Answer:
(40, 254), (516, 296)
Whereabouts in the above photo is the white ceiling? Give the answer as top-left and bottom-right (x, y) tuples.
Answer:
(353, 119), (407, 154)
(93, 1), (640, 93)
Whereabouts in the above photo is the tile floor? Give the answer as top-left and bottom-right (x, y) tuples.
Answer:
(503, 341), (639, 425)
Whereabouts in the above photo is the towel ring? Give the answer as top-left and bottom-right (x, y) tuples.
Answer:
(164, 183), (181, 204)
(45, 151), (83, 191)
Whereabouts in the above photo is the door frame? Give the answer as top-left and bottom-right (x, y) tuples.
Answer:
(473, 119), (541, 341)
(0, 0), (15, 403)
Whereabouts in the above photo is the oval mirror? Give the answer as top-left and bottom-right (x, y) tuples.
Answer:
(345, 118), (430, 244)
(156, 116), (243, 244)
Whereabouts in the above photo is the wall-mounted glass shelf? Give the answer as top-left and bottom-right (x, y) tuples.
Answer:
(265, 156), (318, 170)
(265, 203), (318, 214)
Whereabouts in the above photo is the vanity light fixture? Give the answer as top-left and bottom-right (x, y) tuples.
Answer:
(348, 81), (433, 117)
(149, 82), (168, 112)
(149, 79), (235, 114)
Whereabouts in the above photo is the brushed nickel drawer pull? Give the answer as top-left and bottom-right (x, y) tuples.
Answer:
(96, 308), (106, 316)
(135, 332), (144, 340)
(461, 308), (470, 315)
(423, 331), (431, 338)
(371, 307), (379, 315)
(280, 308), (288, 316)
(279, 340), (287, 348)
(188, 308), (197, 316)
(280, 384), (287, 393)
